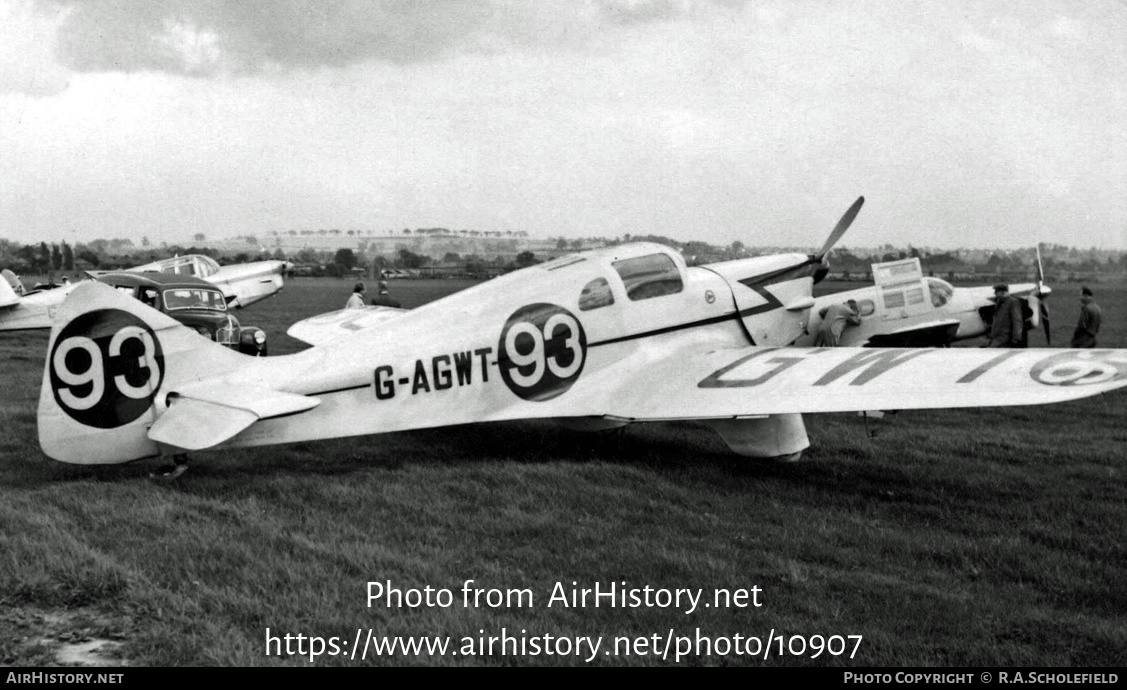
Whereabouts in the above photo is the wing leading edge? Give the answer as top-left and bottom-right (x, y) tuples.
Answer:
(586, 345), (1127, 421)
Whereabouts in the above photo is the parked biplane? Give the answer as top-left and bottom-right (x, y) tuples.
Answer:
(36, 198), (1127, 470)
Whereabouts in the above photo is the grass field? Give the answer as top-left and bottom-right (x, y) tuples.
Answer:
(1, 275), (1125, 667)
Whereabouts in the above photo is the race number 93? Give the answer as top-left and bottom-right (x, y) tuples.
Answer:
(1030, 350), (1127, 387)
(49, 309), (164, 428)
(499, 303), (587, 401)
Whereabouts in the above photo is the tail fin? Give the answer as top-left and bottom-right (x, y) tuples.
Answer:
(0, 271), (21, 307)
(37, 281), (250, 464)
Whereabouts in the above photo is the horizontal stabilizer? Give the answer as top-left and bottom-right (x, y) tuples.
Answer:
(148, 385), (319, 451)
(174, 383), (320, 418)
(148, 398), (259, 450)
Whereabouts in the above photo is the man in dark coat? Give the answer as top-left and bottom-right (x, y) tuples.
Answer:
(369, 280), (402, 308)
(986, 284), (1023, 348)
(1070, 286), (1102, 348)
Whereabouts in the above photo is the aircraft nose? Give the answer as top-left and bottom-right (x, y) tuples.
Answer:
(812, 256), (830, 284)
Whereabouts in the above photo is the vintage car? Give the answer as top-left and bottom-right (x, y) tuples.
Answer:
(95, 272), (268, 356)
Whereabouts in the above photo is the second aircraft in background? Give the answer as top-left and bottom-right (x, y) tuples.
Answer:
(798, 250), (1052, 348)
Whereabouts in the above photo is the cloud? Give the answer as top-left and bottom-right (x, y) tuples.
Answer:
(43, 0), (497, 75)
(597, 0), (689, 25)
(36, 0), (747, 76)
(0, 1), (69, 96)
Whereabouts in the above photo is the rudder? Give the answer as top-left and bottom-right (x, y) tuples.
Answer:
(37, 281), (246, 464)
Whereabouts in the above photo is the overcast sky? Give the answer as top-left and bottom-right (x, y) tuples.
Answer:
(1, 0), (1125, 250)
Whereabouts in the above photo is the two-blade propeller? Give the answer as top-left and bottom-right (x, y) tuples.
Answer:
(812, 196), (864, 283)
(1028, 244), (1051, 344)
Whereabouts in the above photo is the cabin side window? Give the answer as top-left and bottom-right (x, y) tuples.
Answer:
(161, 258), (195, 276)
(579, 277), (615, 311)
(926, 278), (953, 308)
(612, 254), (683, 301)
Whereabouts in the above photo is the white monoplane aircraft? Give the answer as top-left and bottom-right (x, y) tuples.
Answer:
(1, 255), (289, 332)
(36, 198), (1127, 470)
(1, 269), (80, 332)
(799, 250), (1051, 348)
(119, 254), (290, 309)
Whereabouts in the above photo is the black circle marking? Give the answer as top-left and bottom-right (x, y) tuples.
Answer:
(498, 303), (587, 401)
(1030, 350), (1127, 387)
(49, 308), (165, 428)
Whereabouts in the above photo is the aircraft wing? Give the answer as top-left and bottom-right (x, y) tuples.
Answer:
(861, 319), (961, 348)
(286, 306), (409, 346)
(582, 345), (1127, 421)
(229, 344), (1127, 441)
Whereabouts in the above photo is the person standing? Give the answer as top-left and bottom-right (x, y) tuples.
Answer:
(814, 299), (862, 346)
(369, 280), (401, 308)
(1070, 286), (1102, 348)
(1016, 299), (1034, 348)
(986, 284), (1023, 348)
(345, 282), (366, 309)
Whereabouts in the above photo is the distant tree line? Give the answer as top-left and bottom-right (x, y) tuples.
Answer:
(3, 235), (1125, 281)
(0, 240), (81, 273)
(271, 228), (531, 238)
(0, 238), (289, 276)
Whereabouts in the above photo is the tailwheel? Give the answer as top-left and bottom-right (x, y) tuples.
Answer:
(150, 454), (190, 480)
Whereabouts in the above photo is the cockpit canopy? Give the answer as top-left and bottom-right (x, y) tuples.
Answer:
(926, 277), (954, 308)
(146, 255), (221, 278)
(558, 243), (687, 312)
(612, 253), (684, 302)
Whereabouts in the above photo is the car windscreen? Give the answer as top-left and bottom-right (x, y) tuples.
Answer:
(162, 288), (227, 311)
